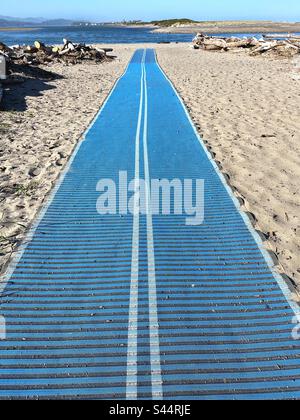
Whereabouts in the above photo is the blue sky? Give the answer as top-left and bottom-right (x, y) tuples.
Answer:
(1, 0), (300, 22)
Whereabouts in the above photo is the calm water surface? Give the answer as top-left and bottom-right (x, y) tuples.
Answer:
(2, 26), (298, 46)
(0, 26), (194, 45)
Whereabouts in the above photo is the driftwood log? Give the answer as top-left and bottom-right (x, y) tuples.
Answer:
(250, 40), (300, 57)
(193, 33), (300, 57)
(202, 39), (229, 51)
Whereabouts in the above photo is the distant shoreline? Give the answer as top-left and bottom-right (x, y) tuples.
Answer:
(1, 21), (300, 36)
(117, 23), (156, 29)
(151, 21), (300, 34)
(0, 27), (39, 32)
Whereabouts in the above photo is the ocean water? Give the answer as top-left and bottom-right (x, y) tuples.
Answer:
(0, 26), (194, 45)
(1, 26), (299, 47)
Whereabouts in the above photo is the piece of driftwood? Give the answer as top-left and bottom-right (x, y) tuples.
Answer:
(202, 39), (229, 51)
(225, 38), (259, 48)
(250, 41), (278, 55)
(250, 40), (300, 57)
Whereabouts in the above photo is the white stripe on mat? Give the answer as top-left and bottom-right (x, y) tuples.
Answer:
(142, 51), (164, 400)
(126, 49), (146, 400)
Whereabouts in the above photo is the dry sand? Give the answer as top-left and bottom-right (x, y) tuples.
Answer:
(0, 43), (299, 287)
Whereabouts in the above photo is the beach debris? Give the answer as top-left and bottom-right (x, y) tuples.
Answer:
(0, 42), (13, 58)
(0, 39), (115, 69)
(193, 33), (300, 57)
(250, 40), (300, 57)
(193, 33), (259, 51)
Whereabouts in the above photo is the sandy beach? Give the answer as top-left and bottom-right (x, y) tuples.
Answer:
(153, 21), (300, 34)
(0, 43), (299, 286)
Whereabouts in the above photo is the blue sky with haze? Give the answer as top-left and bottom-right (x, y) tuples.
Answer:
(1, 0), (299, 22)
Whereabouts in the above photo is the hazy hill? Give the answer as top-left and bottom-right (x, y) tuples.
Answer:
(0, 15), (45, 23)
(0, 15), (75, 27)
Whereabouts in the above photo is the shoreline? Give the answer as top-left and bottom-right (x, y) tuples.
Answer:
(0, 43), (299, 286)
(0, 27), (39, 32)
(152, 22), (300, 34)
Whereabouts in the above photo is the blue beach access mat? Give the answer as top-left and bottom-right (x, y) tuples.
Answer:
(0, 49), (300, 400)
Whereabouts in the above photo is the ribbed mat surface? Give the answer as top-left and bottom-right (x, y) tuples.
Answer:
(0, 49), (300, 400)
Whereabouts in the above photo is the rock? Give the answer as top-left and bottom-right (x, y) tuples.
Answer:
(58, 151), (67, 158)
(49, 142), (60, 150)
(0, 221), (20, 238)
(29, 167), (41, 177)
(56, 159), (64, 166)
